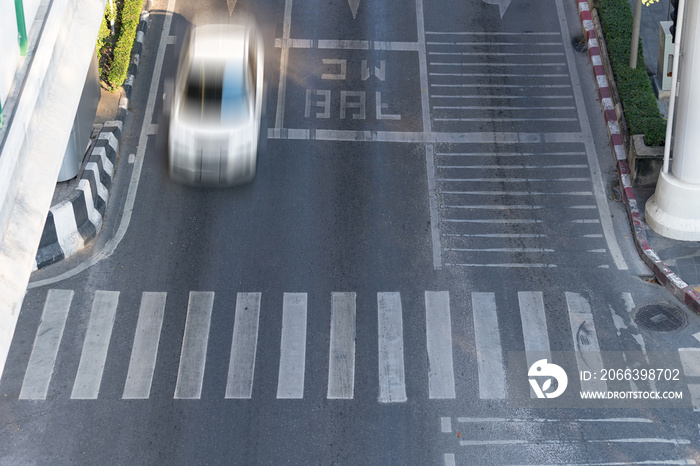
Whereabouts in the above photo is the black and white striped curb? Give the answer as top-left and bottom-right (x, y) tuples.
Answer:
(34, 121), (121, 269)
(576, 0), (700, 315)
(34, 2), (152, 269)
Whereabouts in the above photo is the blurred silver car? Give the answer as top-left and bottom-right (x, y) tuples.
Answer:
(167, 23), (264, 185)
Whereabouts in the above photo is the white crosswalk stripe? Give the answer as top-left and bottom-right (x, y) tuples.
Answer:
(472, 292), (505, 399)
(123, 292), (167, 399)
(71, 291), (119, 399)
(174, 291), (214, 399)
(518, 291), (551, 369)
(377, 292), (407, 403)
(226, 292), (262, 399)
(15, 288), (693, 404)
(327, 292), (356, 400)
(19, 289), (73, 400)
(277, 293), (307, 399)
(566, 291), (607, 393)
(425, 291), (456, 399)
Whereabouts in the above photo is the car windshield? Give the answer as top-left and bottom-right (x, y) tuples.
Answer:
(180, 58), (249, 125)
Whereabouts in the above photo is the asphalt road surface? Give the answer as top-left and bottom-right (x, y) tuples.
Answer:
(2, 0), (700, 464)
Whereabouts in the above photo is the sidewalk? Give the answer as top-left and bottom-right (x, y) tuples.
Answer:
(576, 0), (700, 314)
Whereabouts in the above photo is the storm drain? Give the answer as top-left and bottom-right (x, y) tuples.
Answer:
(633, 303), (687, 332)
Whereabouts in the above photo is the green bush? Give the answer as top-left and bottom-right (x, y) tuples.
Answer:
(598, 0), (667, 146)
(96, 14), (110, 57)
(105, 0), (142, 91)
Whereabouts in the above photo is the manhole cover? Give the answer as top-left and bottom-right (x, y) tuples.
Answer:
(633, 303), (687, 332)
(572, 36), (587, 53)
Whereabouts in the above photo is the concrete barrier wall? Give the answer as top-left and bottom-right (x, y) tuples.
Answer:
(0, 0), (107, 382)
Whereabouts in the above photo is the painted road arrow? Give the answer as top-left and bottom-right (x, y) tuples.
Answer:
(349, 0), (360, 19)
(482, 0), (511, 18)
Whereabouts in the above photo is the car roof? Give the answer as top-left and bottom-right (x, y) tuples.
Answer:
(191, 24), (248, 61)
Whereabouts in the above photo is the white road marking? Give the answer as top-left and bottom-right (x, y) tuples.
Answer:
(123, 292), (167, 399)
(689, 384), (700, 411)
(429, 52), (565, 57)
(275, 38), (420, 51)
(436, 117), (579, 122)
(19, 289), (73, 400)
(416, 0), (431, 133)
(447, 263), (557, 268)
(275, 0), (293, 129)
(441, 417), (453, 433)
(430, 63), (567, 68)
(439, 166), (587, 171)
(472, 293), (506, 399)
(427, 41), (561, 47)
(321, 58), (347, 80)
(444, 204), (545, 209)
(71, 291), (119, 399)
(436, 151), (585, 157)
(277, 293), (307, 399)
(425, 291), (456, 399)
(432, 82), (569, 87)
(426, 145), (442, 269)
(440, 190), (593, 196)
(226, 293), (262, 399)
(449, 248), (553, 253)
(438, 177), (589, 182)
(444, 453), (456, 466)
(459, 438), (690, 446)
(348, 0), (360, 18)
(430, 72), (569, 78)
(267, 128), (585, 144)
(556, 0), (627, 270)
(444, 219), (542, 224)
(174, 291), (214, 399)
(679, 349), (700, 377)
(457, 417), (654, 423)
(327, 292), (356, 399)
(566, 292), (607, 393)
(445, 233), (547, 238)
(377, 292), (407, 403)
(518, 292), (551, 371)
(434, 105), (576, 110)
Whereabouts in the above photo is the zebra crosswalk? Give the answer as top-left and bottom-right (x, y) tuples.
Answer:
(7, 288), (681, 403)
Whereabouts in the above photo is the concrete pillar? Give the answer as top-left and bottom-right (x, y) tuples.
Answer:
(646, 0), (700, 241)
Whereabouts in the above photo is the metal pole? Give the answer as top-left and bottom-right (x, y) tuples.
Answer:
(663, 0), (686, 173)
(630, 0), (643, 68)
(109, 0), (115, 36)
(14, 0), (28, 56)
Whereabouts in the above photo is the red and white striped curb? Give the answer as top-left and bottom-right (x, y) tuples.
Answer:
(575, 0), (700, 314)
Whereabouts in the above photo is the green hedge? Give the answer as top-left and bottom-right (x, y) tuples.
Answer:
(598, 0), (666, 146)
(104, 0), (142, 91)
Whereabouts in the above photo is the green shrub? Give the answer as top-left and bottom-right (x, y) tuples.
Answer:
(97, 14), (110, 57)
(598, 0), (667, 146)
(105, 0), (142, 91)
